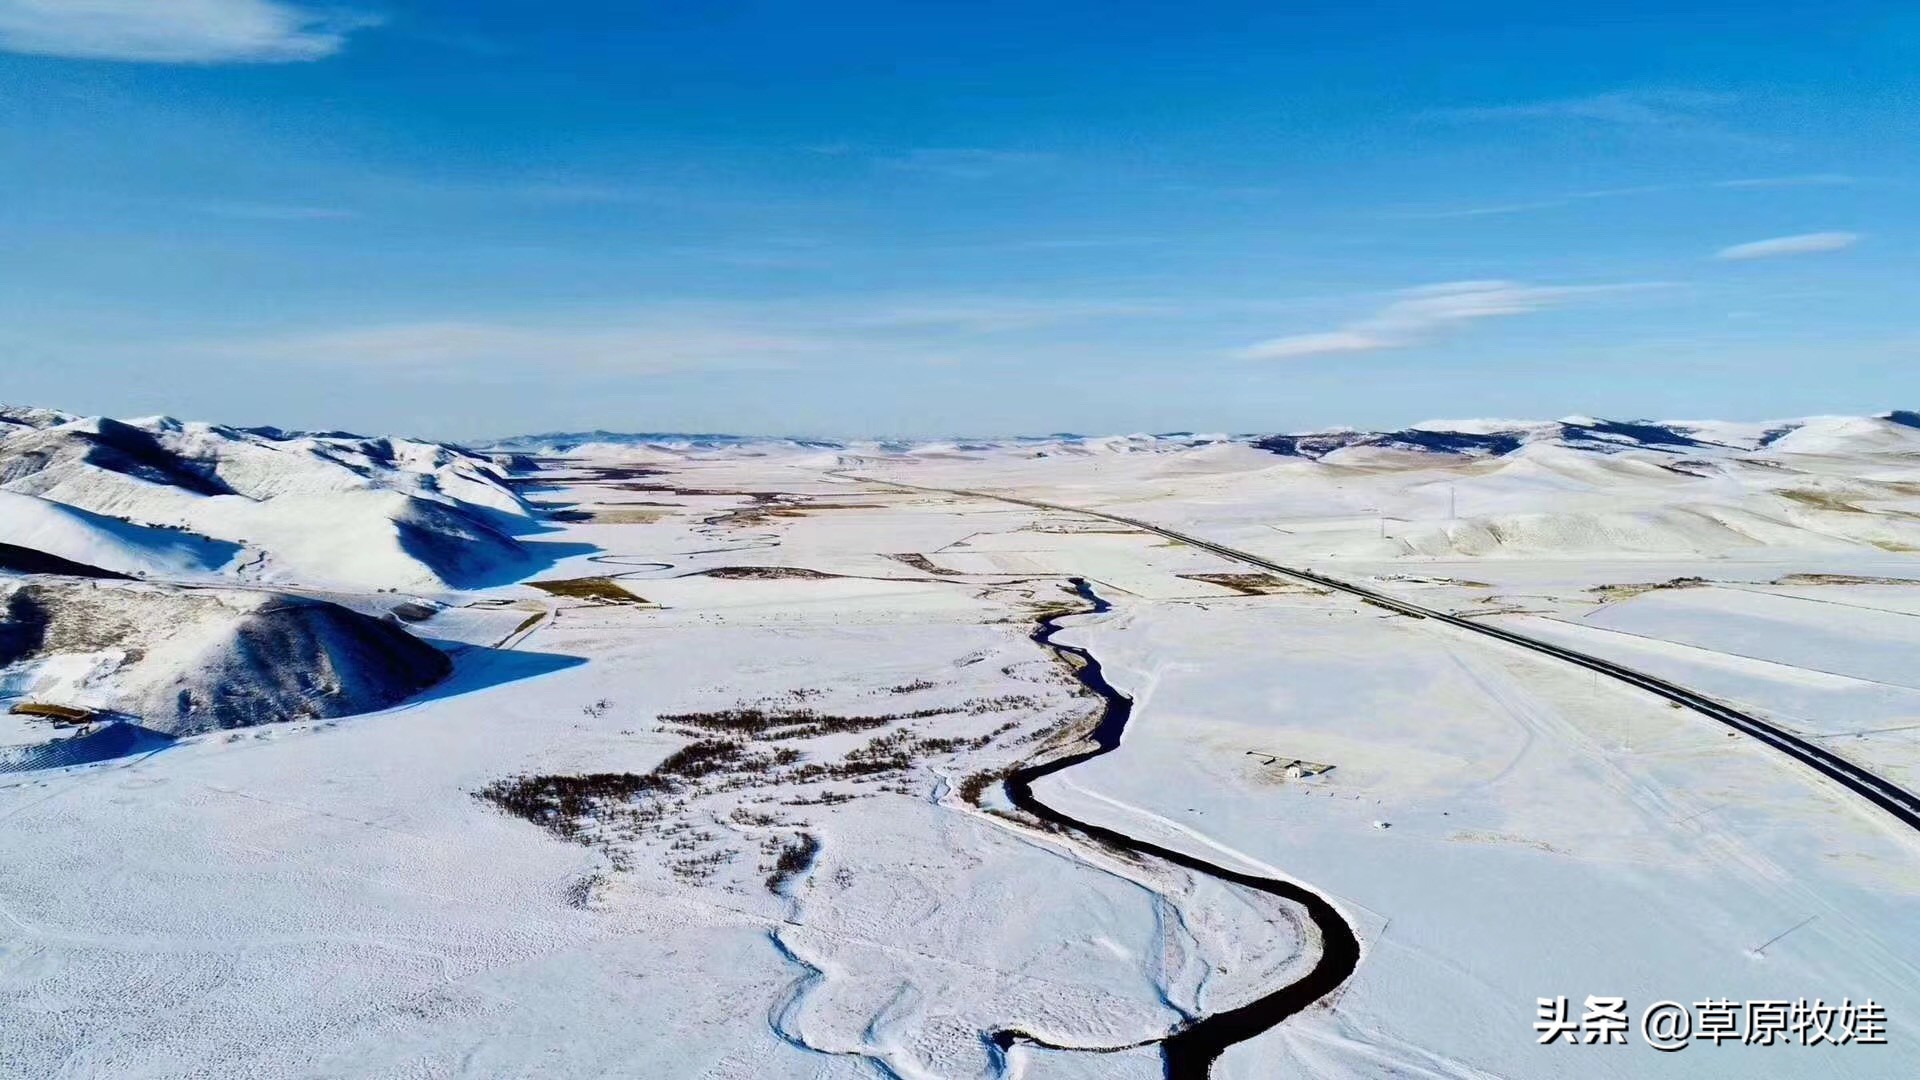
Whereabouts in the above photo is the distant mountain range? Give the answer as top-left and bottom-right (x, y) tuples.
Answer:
(482, 411), (1920, 460)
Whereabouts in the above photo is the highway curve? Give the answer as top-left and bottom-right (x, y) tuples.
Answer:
(904, 480), (1920, 835)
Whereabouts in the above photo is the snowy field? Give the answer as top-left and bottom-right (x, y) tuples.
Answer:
(4, 409), (1920, 1077)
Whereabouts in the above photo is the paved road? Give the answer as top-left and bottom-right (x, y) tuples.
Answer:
(870, 478), (1920, 834)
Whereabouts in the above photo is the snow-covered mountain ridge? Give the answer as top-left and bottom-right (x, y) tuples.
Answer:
(484, 410), (1920, 461)
(1, 404), (545, 753)
(1, 404), (541, 591)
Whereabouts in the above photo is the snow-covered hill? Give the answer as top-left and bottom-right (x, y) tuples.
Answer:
(1250, 411), (1920, 461)
(484, 412), (1919, 465)
(0, 490), (240, 579)
(0, 577), (450, 739)
(0, 405), (525, 757)
(0, 405), (540, 591)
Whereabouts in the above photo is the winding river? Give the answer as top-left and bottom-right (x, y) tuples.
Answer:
(1001, 578), (1361, 1079)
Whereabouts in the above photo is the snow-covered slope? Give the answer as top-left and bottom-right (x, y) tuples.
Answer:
(0, 490), (240, 579)
(0, 578), (450, 737)
(0, 405), (540, 591)
(1251, 411), (1918, 461)
(1764, 412), (1920, 456)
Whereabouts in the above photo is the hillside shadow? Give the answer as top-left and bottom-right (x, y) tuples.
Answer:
(0, 717), (175, 774)
(432, 537), (602, 591)
(410, 640), (588, 703)
(519, 538), (603, 572)
(0, 640), (585, 777)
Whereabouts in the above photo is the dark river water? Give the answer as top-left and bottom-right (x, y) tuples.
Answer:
(995, 578), (1360, 1079)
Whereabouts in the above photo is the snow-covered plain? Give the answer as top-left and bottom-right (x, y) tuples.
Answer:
(4, 409), (1920, 1077)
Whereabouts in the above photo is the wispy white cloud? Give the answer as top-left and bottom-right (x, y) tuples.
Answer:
(879, 148), (1057, 180)
(197, 284), (1665, 377)
(204, 320), (829, 376)
(0, 0), (377, 63)
(1395, 183), (1682, 220)
(1240, 330), (1386, 360)
(1710, 174), (1857, 190)
(1714, 231), (1860, 260)
(1393, 175), (1861, 221)
(1426, 88), (1781, 151)
(1239, 280), (1652, 360)
(1393, 197), (1576, 221)
(1431, 88), (1740, 129)
(189, 293), (1174, 375)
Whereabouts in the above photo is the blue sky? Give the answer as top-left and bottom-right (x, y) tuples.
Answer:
(0, 1), (1914, 438)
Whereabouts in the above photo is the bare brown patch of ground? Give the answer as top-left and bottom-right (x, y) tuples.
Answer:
(528, 577), (651, 605)
(1779, 488), (1865, 513)
(885, 552), (962, 576)
(8, 702), (94, 724)
(711, 499), (886, 528)
(1590, 577), (1709, 602)
(1774, 572), (1920, 586)
(587, 508), (672, 524)
(1181, 572), (1325, 596)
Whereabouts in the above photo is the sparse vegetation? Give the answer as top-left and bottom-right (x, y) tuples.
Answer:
(475, 738), (786, 839)
(475, 771), (665, 839)
(477, 625), (1077, 895)
(764, 834), (819, 893)
(730, 806), (785, 827)
(787, 790), (855, 806)
(957, 771), (998, 804)
(662, 706), (931, 740)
